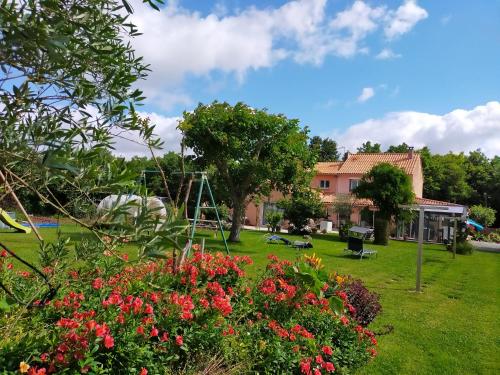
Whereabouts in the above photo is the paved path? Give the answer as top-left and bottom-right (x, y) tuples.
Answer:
(470, 240), (500, 253)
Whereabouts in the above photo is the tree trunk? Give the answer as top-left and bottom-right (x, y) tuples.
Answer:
(374, 217), (389, 245)
(229, 201), (244, 242)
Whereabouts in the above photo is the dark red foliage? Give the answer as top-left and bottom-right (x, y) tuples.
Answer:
(344, 279), (381, 327)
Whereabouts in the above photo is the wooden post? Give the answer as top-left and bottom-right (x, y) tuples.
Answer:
(452, 215), (457, 259)
(416, 206), (425, 292)
(0, 169), (43, 241)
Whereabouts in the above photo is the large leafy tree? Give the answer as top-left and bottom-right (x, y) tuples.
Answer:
(309, 136), (340, 161)
(354, 163), (415, 245)
(357, 141), (381, 153)
(386, 143), (411, 153)
(0, 0), (192, 261)
(179, 102), (316, 242)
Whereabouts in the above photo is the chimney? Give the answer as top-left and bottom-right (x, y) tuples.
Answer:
(408, 146), (414, 159)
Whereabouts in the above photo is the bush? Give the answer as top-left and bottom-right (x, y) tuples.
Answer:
(265, 211), (283, 233)
(278, 190), (325, 230)
(469, 205), (496, 227)
(339, 222), (353, 241)
(0, 251), (379, 374)
(343, 279), (382, 327)
(455, 241), (474, 255)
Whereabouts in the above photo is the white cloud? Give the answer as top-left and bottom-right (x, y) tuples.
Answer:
(357, 87), (375, 102)
(384, 0), (428, 40)
(335, 101), (500, 157)
(375, 48), (401, 60)
(129, 0), (428, 106)
(111, 112), (182, 159)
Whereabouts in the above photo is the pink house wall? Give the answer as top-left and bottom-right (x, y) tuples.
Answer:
(311, 175), (337, 193)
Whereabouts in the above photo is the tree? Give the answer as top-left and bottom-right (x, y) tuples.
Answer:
(331, 194), (354, 223)
(357, 141), (381, 153)
(309, 136), (340, 161)
(354, 163), (415, 245)
(386, 143), (411, 153)
(179, 102), (316, 242)
(278, 189), (325, 232)
(469, 205), (496, 227)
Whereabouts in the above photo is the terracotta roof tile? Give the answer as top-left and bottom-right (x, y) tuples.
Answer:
(336, 153), (420, 175)
(315, 161), (343, 174)
(415, 197), (464, 207)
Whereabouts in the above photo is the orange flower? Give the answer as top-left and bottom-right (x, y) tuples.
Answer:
(19, 362), (30, 373)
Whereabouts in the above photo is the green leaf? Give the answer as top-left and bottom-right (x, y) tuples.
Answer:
(328, 296), (345, 315)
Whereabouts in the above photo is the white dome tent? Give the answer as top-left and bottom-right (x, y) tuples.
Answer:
(96, 194), (167, 228)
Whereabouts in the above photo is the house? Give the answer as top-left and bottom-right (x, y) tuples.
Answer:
(245, 149), (466, 242)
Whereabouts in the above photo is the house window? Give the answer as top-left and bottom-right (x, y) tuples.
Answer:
(319, 180), (330, 189)
(349, 179), (360, 192)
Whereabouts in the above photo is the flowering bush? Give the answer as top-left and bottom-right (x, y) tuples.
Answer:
(342, 279), (382, 327)
(0, 249), (378, 374)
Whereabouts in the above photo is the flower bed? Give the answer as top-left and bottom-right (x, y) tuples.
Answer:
(0, 250), (379, 374)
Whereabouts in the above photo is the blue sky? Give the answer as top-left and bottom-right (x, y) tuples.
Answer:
(121, 0), (500, 157)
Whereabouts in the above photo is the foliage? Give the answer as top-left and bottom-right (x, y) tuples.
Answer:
(354, 163), (415, 245)
(332, 194), (354, 222)
(357, 142), (381, 153)
(265, 211), (283, 232)
(279, 190), (325, 232)
(0, 250), (378, 374)
(339, 222), (353, 242)
(309, 136), (340, 161)
(179, 102), (316, 242)
(343, 279), (382, 327)
(469, 205), (496, 227)
(454, 241), (474, 255)
(386, 143), (411, 153)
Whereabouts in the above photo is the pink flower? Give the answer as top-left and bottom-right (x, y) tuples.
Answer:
(7, 263), (13, 270)
(175, 335), (183, 346)
(139, 368), (148, 375)
(144, 304), (154, 314)
(103, 335), (114, 349)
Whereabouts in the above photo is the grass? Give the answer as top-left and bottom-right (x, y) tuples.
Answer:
(1, 225), (499, 374)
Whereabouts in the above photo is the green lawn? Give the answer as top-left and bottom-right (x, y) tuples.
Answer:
(1, 225), (499, 374)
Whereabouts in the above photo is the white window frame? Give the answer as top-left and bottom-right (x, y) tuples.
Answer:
(319, 180), (330, 189)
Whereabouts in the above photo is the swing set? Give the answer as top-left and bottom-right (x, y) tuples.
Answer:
(141, 170), (229, 254)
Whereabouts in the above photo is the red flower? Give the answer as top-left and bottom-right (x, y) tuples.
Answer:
(160, 332), (169, 342)
(139, 368), (148, 375)
(313, 369), (321, 375)
(299, 358), (312, 375)
(175, 335), (183, 346)
(0, 249), (8, 257)
(144, 303), (154, 314)
(322, 346), (333, 355)
(122, 254), (129, 261)
(315, 355), (324, 364)
(340, 316), (349, 326)
(103, 334), (114, 349)
(95, 323), (109, 337)
(323, 362), (335, 372)
(92, 278), (104, 290)
(150, 327), (159, 337)
(136, 326), (145, 335)
(7, 263), (13, 270)
(40, 353), (49, 362)
(371, 337), (377, 345)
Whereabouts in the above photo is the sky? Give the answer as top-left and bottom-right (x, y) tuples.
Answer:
(118, 0), (500, 158)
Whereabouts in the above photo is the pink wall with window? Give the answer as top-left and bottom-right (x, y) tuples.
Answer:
(311, 175), (337, 193)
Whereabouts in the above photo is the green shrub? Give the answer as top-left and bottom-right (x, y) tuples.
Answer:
(469, 205), (496, 227)
(455, 241), (474, 255)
